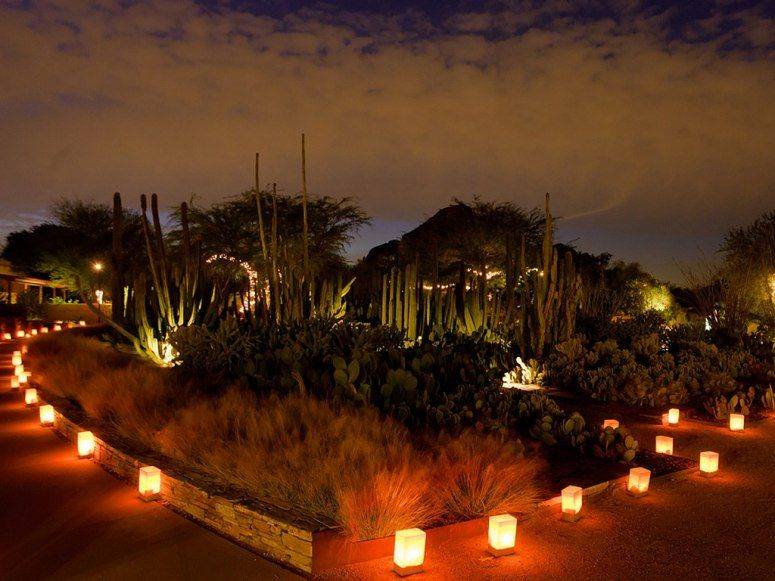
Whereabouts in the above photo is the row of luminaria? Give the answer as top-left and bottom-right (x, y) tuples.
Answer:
(6, 335), (746, 577)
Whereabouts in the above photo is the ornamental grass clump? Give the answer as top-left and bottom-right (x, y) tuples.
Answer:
(435, 432), (542, 520)
(29, 334), (543, 540)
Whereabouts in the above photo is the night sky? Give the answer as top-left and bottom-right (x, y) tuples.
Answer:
(1, 1), (772, 280)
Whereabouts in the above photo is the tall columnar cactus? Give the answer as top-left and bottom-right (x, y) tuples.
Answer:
(85, 193), (222, 366)
(110, 192), (125, 325)
(518, 193), (582, 358)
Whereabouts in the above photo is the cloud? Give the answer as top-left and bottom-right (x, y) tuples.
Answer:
(0, 0), (772, 279)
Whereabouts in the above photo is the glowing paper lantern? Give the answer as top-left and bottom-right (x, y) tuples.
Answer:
(78, 431), (95, 458)
(24, 388), (38, 406)
(12, 352), (22, 366)
(627, 467), (651, 497)
(41, 326), (49, 334)
(602, 419), (619, 429)
(138, 466), (162, 501)
(78, 320), (86, 327)
(10, 377), (19, 390)
(561, 485), (583, 522)
(53, 324), (62, 332)
(699, 451), (719, 477)
(19, 372), (29, 384)
(667, 408), (680, 425)
(21, 345), (28, 355)
(30, 329), (38, 336)
(14, 364), (24, 376)
(393, 528), (426, 576)
(15, 330), (25, 338)
(39, 404), (55, 426)
(2, 332), (11, 340)
(488, 514), (517, 556)
(655, 435), (673, 455)
(729, 413), (744, 432)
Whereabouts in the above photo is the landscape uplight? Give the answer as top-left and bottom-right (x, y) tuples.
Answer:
(93, 261), (103, 272)
(627, 467), (651, 497)
(655, 435), (673, 455)
(561, 485), (583, 522)
(25, 388), (38, 406)
(667, 408), (680, 425)
(393, 528), (426, 576)
(78, 431), (95, 458)
(699, 451), (719, 476)
(138, 466), (162, 501)
(488, 514), (517, 556)
(39, 405), (55, 426)
(729, 413), (744, 431)
(602, 419), (619, 429)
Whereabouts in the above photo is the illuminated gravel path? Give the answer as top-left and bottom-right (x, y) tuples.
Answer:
(0, 341), (300, 581)
(321, 403), (775, 579)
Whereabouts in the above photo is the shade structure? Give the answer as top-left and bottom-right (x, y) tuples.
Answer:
(393, 528), (426, 576)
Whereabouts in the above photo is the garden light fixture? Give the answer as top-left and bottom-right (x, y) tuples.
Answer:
(627, 467), (651, 497)
(488, 514), (517, 556)
(699, 451), (719, 477)
(25, 388), (38, 406)
(729, 414), (744, 431)
(393, 528), (426, 576)
(78, 431), (95, 458)
(655, 435), (673, 455)
(561, 485), (583, 522)
(138, 466), (162, 501)
(39, 405), (55, 426)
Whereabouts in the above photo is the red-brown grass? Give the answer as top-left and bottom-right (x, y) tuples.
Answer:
(29, 334), (542, 539)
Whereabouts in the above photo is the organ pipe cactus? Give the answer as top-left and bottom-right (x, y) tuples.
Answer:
(84, 193), (222, 366)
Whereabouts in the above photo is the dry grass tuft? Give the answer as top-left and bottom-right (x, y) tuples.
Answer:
(29, 334), (177, 448)
(30, 335), (543, 539)
(436, 432), (543, 520)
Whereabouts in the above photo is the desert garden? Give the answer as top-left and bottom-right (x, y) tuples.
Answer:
(1, 180), (773, 576)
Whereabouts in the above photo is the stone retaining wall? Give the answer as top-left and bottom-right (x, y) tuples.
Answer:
(50, 406), (313, 575)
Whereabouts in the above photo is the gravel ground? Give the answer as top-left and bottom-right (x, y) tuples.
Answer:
(319, 413), (775, 579)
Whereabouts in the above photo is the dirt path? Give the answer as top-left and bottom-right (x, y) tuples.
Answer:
(0, 341), (301, 581)
(320, 408), (775, 579)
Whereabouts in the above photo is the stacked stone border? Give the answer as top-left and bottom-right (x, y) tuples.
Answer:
(48, 402), (314, 575)
(42, 392), (698, 577)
